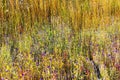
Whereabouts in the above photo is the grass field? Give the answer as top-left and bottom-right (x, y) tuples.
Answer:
(0, 0), (120, 80)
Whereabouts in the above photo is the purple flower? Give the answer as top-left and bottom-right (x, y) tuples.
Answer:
(86, 58), (89, 61)
(47, 66), (50, 69)
(111, 56), (114, 59)
(22, 73), (25, 76)
(19, 66), (22, 69)
(30, 51), (32, 54)
(49, 58), (52, 61)
(72, 75), (74, 79)
(115, 48), (118, 53)
(42, 51), (46, 56)
(1, 77), (4, 80)
(54, 70), (58, 73)
(15, 48), (19, 52)
(40, 78), (43, 80)
(5, 69), (8, 72)
(96, 44), (99, 46)
(36, 62), (39, 66)
(108, 54), (111, 57)
(115, 64), (120, 70)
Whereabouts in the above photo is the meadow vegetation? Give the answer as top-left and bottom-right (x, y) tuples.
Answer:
(0, 0), (120, 80)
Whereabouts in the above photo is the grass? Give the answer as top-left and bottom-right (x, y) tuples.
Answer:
(0, 0), (120, 80)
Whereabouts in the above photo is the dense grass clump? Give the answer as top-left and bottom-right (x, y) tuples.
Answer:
(0, 0), (120, 80)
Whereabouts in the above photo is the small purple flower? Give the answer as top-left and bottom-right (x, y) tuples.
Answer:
(86, 58), (89, 61)
(54, 70), (58, 73)
(36, 62), (39, 66)
(40, 78), (43, 80)
(72, 75), (74, 79)
(96, 44), (99, 46)
(49, 58), (52, 61)
(19, 66), (22, 69)
(22, 73), (25, 76)
(5, 69), (8, 72)
(30, 51), (32, 54)
(42, 51), (46, 56)
(108, 54), (111, 57)
(47, 66), (50, 69)
(115, 64), (120, 70)
(1, 77), (4, 80)
(111, 56), (114, 60)
(15, 48), (19, 52)
(115, 48), (118, 53)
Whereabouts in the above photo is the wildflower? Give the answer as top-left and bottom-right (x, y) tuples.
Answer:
(30, 51), (32, 54)
(22, 73), (25, 76)
(1, 77), (4, 80)
(86, 57), (89, 60)
(47, 66), (50, 69)
(96, 44), (99, 47)
(19, 66), (22, 69)
(114, 48), (118, 53)
(49, 58), (52, 61)
(107, 54), (111, 58)
(42, 51), (46, 56)
(36, 61), (39, 66)
(15, 48), (19, 52)
(5, 69), (8, 72)
(115, 64), (120, 71)
(72, 75), (74, 79)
